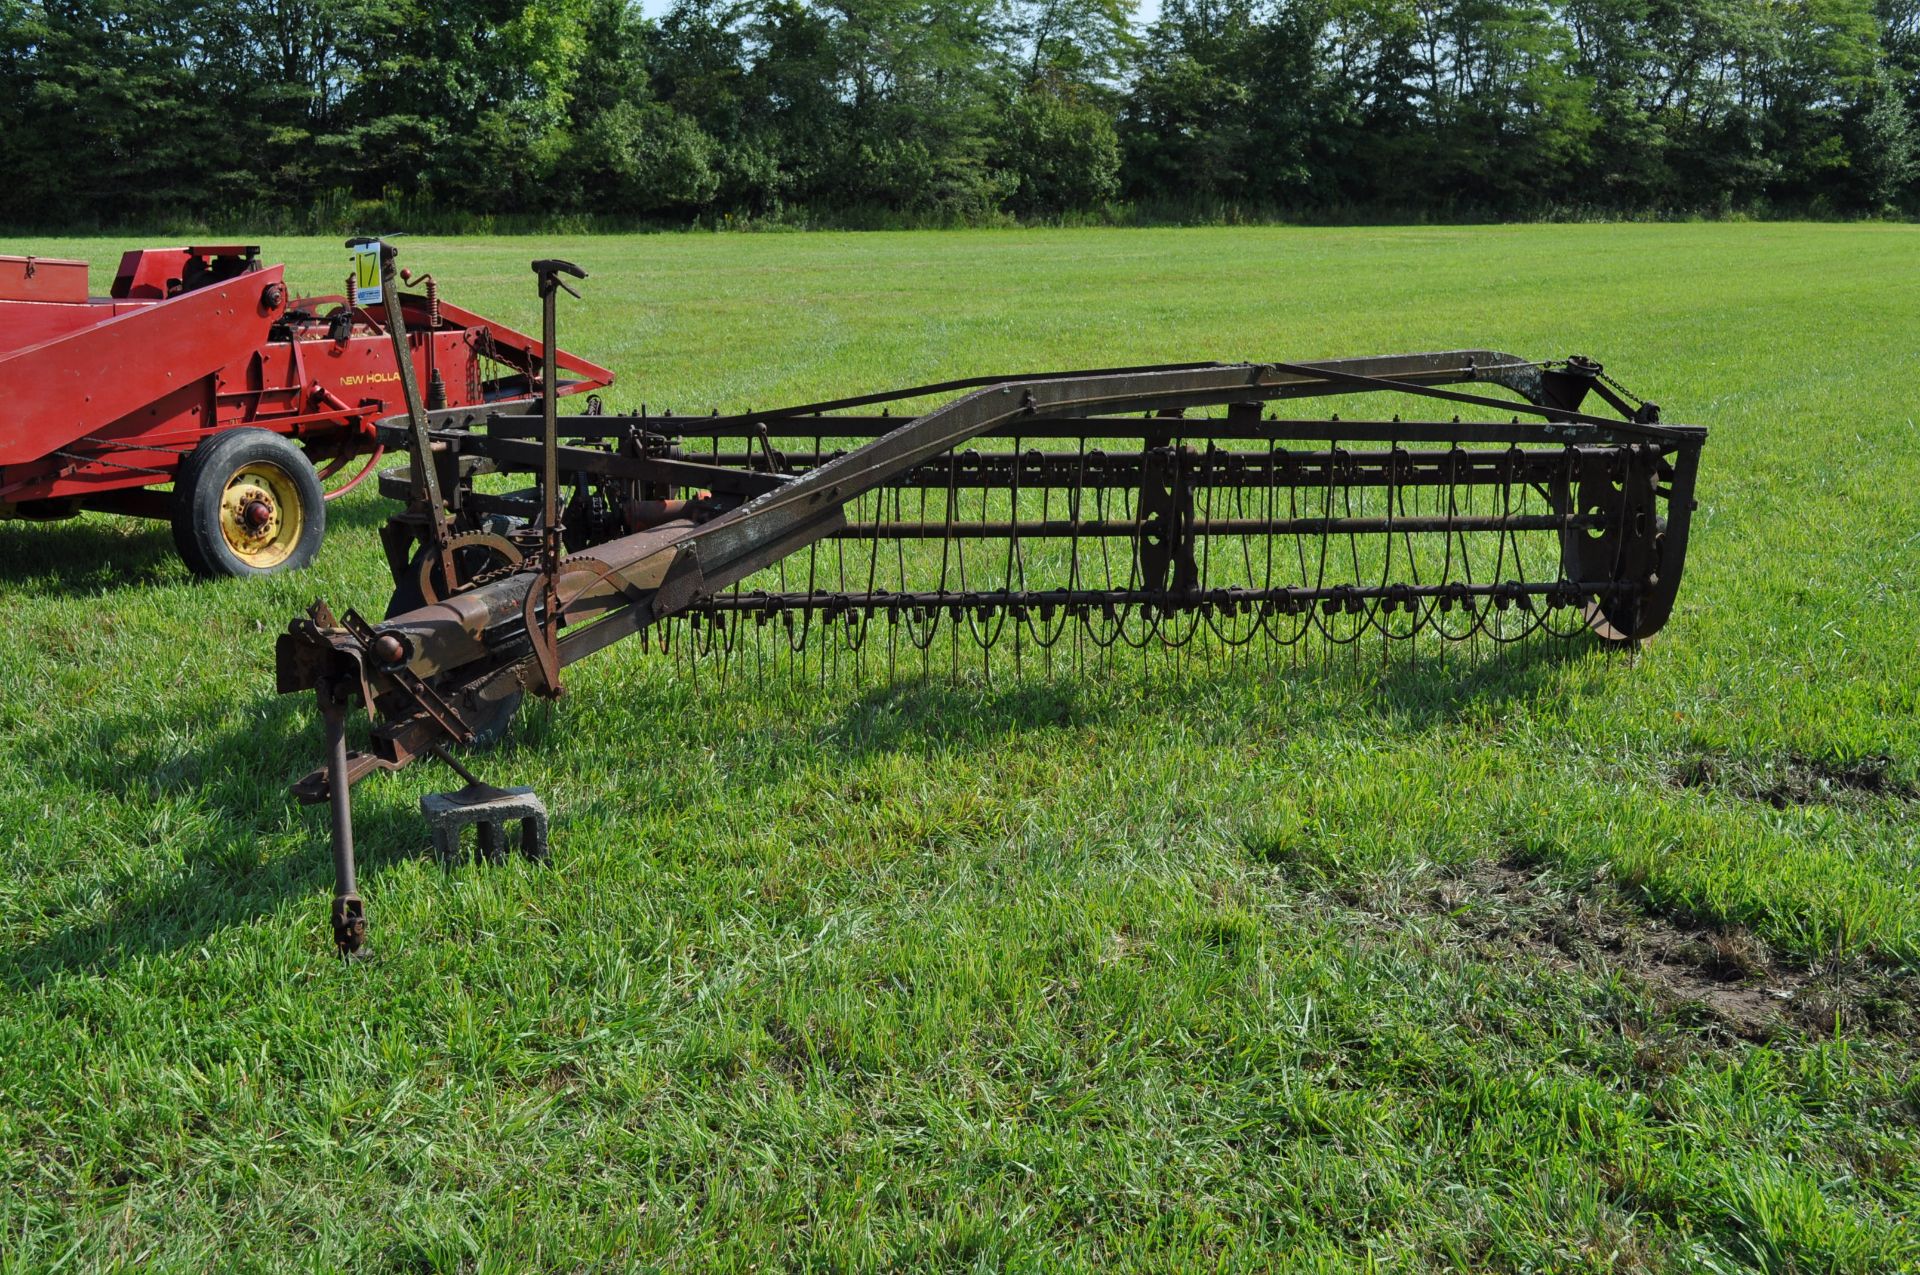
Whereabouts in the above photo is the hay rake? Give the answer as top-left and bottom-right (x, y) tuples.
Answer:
(277, 253), (1706, 954)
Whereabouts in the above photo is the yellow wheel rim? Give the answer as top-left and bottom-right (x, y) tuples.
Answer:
(218, 461), (304, 569)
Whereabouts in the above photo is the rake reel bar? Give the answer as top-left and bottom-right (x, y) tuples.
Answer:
(277, 268), (1704, 954)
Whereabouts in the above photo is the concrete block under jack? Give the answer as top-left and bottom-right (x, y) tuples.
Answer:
(421, 784), (549, 865)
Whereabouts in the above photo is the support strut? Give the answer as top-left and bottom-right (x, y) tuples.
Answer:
(321, 684), (367, 957)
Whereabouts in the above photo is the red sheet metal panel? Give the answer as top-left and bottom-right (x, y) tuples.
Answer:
(0, 299), (142, 359)
(0, 255), (89, 304)
(0, 266), (286, 466)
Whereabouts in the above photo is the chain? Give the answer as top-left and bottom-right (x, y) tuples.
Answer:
(77, 435), (195, 457)
(1595, 367), (1647, 408)
(50, 449), (173, 478)
(1546, 358), (1647, 409)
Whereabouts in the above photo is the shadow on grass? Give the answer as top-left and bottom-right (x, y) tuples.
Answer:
(0, 487), (397, 595)
(2, 628), (1595, 990)
(0, 518), (181, 592)
(811, 629), (1597, 758)
(0, 690), (434, 990)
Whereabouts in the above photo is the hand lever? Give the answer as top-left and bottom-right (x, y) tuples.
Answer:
(532, 258), (587, 299)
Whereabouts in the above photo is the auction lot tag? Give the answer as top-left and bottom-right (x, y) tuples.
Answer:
(353, 241), (383, 305)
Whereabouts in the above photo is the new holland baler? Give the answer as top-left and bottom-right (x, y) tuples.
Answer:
(0, 245), (612, 576)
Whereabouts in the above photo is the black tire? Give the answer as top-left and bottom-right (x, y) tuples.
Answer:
(171, 428), (326, 578)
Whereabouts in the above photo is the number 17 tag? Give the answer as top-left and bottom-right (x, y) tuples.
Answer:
(353, 242), (383, 305)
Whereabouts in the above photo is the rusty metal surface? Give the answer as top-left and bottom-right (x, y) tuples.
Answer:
(275, 265), (1706, 954)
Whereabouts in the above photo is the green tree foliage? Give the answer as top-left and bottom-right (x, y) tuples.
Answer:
(999, 76), (1123, 214)
(0, 0), (1914, 226)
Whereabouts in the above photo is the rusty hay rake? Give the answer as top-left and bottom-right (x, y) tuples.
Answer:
(277, 252), (1706, 954)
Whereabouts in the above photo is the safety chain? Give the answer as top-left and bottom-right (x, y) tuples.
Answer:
(1595, 367), (1648, 408)
(1545, 358), (1648, 410)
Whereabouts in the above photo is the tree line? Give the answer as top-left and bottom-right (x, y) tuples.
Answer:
(2, 0), (1916, 230)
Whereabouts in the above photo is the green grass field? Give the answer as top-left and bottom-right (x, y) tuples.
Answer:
(1, 225), (1917, 1271)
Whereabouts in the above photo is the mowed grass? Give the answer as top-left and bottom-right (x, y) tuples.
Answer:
(0, 225), (1916, 1271)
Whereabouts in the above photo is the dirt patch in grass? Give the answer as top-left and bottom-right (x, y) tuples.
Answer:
(1669, 750), (1919, 809)
(1426, 857), (1920, 1043)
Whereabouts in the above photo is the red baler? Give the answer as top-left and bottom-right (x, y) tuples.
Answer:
(0, 245), (613, 576)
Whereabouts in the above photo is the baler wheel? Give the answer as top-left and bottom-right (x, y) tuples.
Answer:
(171, 429), (326, 577)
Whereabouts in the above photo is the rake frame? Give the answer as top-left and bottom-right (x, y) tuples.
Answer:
(277, 270), (1705, 955)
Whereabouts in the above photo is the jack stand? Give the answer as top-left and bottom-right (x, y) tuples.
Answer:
(321, 687), (369, 958)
